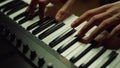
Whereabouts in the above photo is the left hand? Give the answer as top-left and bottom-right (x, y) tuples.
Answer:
(26, 0), (77, 21)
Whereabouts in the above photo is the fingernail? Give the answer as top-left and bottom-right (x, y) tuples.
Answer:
(55, 14), (62, 21)
(71, 20), (78, 28)
(71, 23), (75, 28)
(55, 16), (60, 21)
(86, 37), (92, 43)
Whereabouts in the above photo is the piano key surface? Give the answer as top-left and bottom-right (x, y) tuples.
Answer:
(89, 50), (112, 68)
(0, 0), (120, 68)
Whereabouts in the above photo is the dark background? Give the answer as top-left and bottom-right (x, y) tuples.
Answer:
(0, 36), (32, 68)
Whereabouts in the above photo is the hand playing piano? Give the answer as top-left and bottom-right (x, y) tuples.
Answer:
(25, 0), (77, 21)
(71, 1), (120, 49)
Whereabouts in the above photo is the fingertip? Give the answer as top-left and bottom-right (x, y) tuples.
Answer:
(71, 20), (79, 28)
(71, 18), (82, 28)
(55, 12), (69, 22)
(71, 22), (76, 28)
(77, 32), (85, 40)
(55, 15), (62, 22)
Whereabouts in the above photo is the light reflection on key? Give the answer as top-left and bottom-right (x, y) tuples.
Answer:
(89, 50), (111, 68)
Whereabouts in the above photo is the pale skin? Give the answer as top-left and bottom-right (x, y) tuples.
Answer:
(71, 1), (120, 49)
(25, 0), (77, 21)
(26, 0), (120, 49)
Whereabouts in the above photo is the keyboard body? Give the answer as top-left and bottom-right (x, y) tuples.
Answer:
(0, 0), (120, 68)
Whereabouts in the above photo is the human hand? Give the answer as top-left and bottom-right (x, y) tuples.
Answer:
(71, 1), (120, 49)
(25, 0), (76, 21)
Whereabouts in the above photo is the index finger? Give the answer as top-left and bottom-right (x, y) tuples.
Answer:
(26, 0), (39, 14)
(39, 2), (46, 19)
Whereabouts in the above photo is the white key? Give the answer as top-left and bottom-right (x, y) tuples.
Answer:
(29, 25), (39, 33)
(0, 0), (12, 7)
(68, 44), (91, 63)
(72, 44), (91, 58)
(99, 50), (114, 68)
(63, 14), (78, 25)
(115, 62), (120, 68)
(42, 25), (71, 44)
(42, 15), (78, 44)
(53, 35), (76, 50)
(22, 0), (31, 4)
(21, 16), (39, 29)
(3, 10), (11, 15)
(52, 27), (80, 51)
(106, 50), (120, 68)
(15, 9), (39, 24)
(89, 50), (111, 68)
(65, 42), (87, 60)
(9, 7), (27, 19)
(53, 15), (86, 50)
(35, 24), (55, 37)
(74, 47), (103, 67)
(82, 47), (103, 64)
(61, 37), (81, 57)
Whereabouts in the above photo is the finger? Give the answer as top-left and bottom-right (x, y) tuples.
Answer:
(86, 14), (120, 43)
(80, 6), (120, 31)
(26, 0), (39, 14)
(105, 34), (120, 49)
(55, 9), (71, 21)
(106, 12), (120, 32)
(39, 2), (47, 19)
(106, 24), (120, 49)
(77, 19), (97, 40)
(109, 24), (120, 38)
(104, 6), (120, 32)
(71, 4), (113, 28)
(76, 5), (120, 41)
(97, 33), (109, 48)
(76, 12), (110, 40)
(55, 0), (76, 21)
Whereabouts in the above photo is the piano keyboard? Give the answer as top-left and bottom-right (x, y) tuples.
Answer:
(0, 0), (120, 68)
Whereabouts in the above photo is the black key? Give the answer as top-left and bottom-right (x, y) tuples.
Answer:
(18, 11), (39, 24)
(49, 28), (76, 48)
(32, 18), (56, 35)
(13, 12), (29, 21)
(0, 0), (18, 9)
(6, 3), (28, 15)
(2, 1), (22, 12)
(0, 25), (4, 32)
(89, 40), (98, 46)
(0, 0), (6, 3)
(38, 22), (65, 40)
(57, 37), (77, 53)
(70, 45), (93, 63)
(79, 47), (107, 68)
(26, 16), (51, 30)
(9, 33), (16, 42)
(101, 51), (118, 68)
(3, 29), (10, 37)
(70, 40), (97, 63)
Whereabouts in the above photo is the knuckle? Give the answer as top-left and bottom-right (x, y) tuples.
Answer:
(103, 4), (112, 8)
(116, 14), (120, 20)
(101, 20), (110, 27)
(85, 10), (93, 16)
(92, 16), (99, 20)
(59, 9), (69, 15)
(114, 28), (120, 33)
